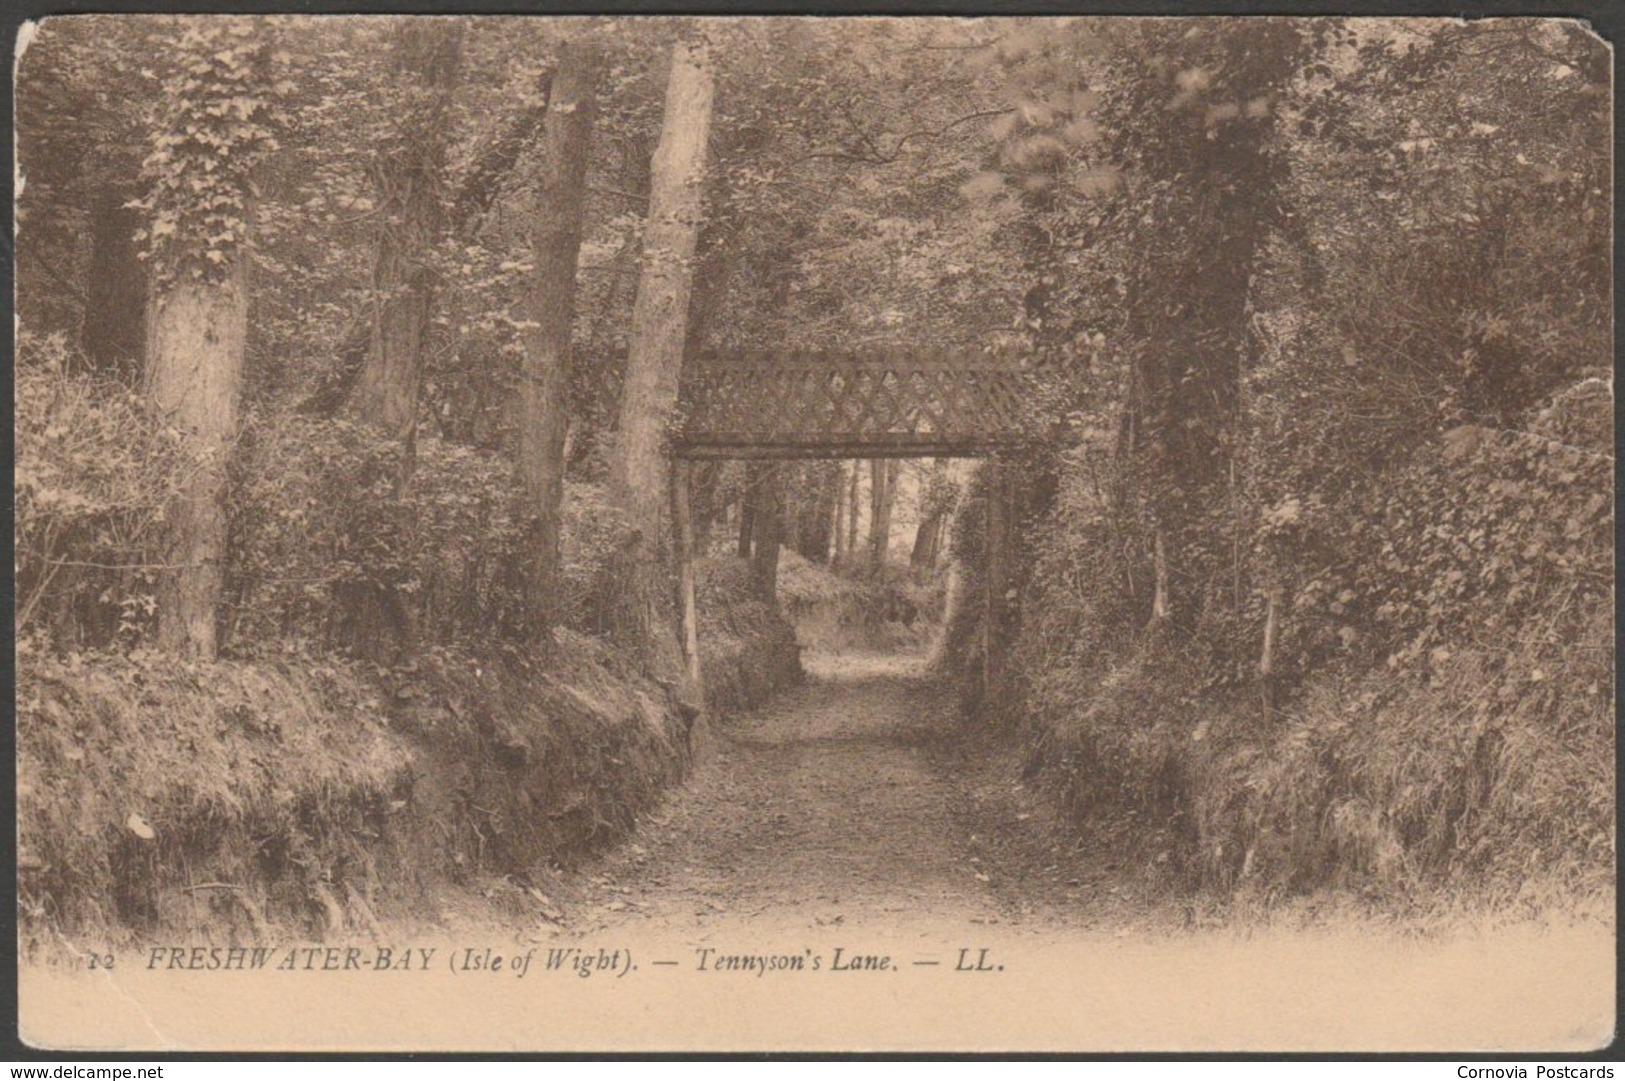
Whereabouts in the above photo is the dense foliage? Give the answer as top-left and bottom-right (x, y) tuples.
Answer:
(940, 17), (1613, 902)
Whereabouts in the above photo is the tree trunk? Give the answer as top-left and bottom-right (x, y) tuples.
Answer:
(805, 462), (837, 561)
(869, 458), (897, 570)
(515, 42), (600, 642)
(739, 459), (770, 561)
(673, 460), (703, 698)
(348, 21), (464, 470)
(750, 463), (783, 598)
(911, 458), (948, 572)
(1151, 527), (1171, 623)
(884, 461), (899, 550)
(441, 67), (555, 451)
(737, 482), (755, 559)
(846, 458), (861, 564)
(609, 35), (715, 675)
(868, 459), (884, 568)
(331, 22), (463, 662)
(911, 509), (942, 570)
(982, 463), (1010, 703)
(830, 461), (847, 566)
(780, 465), (803, 560)
(693, 460), (719, 544)
(308, 58), (542, 432)
(146, 256), (250, 659)
(1259, 582), (1282, 716)
(81, 186), (146, 381)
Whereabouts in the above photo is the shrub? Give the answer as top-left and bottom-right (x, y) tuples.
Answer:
(229, 410), (635, 656)
(15, 332), (186, 651)
(697, 556), (803, 717)
(228, 413), (524, 653)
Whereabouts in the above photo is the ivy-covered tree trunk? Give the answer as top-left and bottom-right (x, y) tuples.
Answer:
(516, 41), (600, 641)
(146, 249), (251, 660)
(609, 34), (715, 677)
(441, 70), (555, 451)
(136, 24), (277, 659)
(883, 460), (898, 557)
(349, 21), (464, 469)
(328, 22), (463, 663)
(1120, 21), (1300, 629)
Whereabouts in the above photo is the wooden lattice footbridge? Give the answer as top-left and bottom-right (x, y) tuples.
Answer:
(666, 346), (1068, 703)
(673, 347), (1056, 459)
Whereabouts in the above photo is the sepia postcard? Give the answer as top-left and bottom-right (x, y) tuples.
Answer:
(12, 12), (1616, 1054)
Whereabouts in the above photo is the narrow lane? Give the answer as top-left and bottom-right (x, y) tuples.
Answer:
(577, 652), (1006, 930)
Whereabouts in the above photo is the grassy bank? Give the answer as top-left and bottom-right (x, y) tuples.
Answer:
(16, 632), (688, 949)
(19, 564), (807, 949)
(942, 392), (1614, 910)
(778, 549), (946, 655)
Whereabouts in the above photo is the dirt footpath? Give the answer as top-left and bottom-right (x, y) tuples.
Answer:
(552, 651), (1171, 936)
(584, 652), (1005, 929)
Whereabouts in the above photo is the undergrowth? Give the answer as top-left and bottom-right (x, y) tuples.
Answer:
(778, 549), (946, 654)
(698, 555), (804, 718)
(943, 385), (1614, 912)
(16, 631), (691, 951)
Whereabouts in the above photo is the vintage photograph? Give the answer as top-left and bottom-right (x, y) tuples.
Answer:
(13, 14), (1615, 1052)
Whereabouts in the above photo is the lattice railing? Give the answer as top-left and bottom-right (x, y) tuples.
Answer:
(674, 348), (1050, 458)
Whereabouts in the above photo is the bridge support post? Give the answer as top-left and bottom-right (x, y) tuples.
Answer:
(672, 458), (704, 710)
